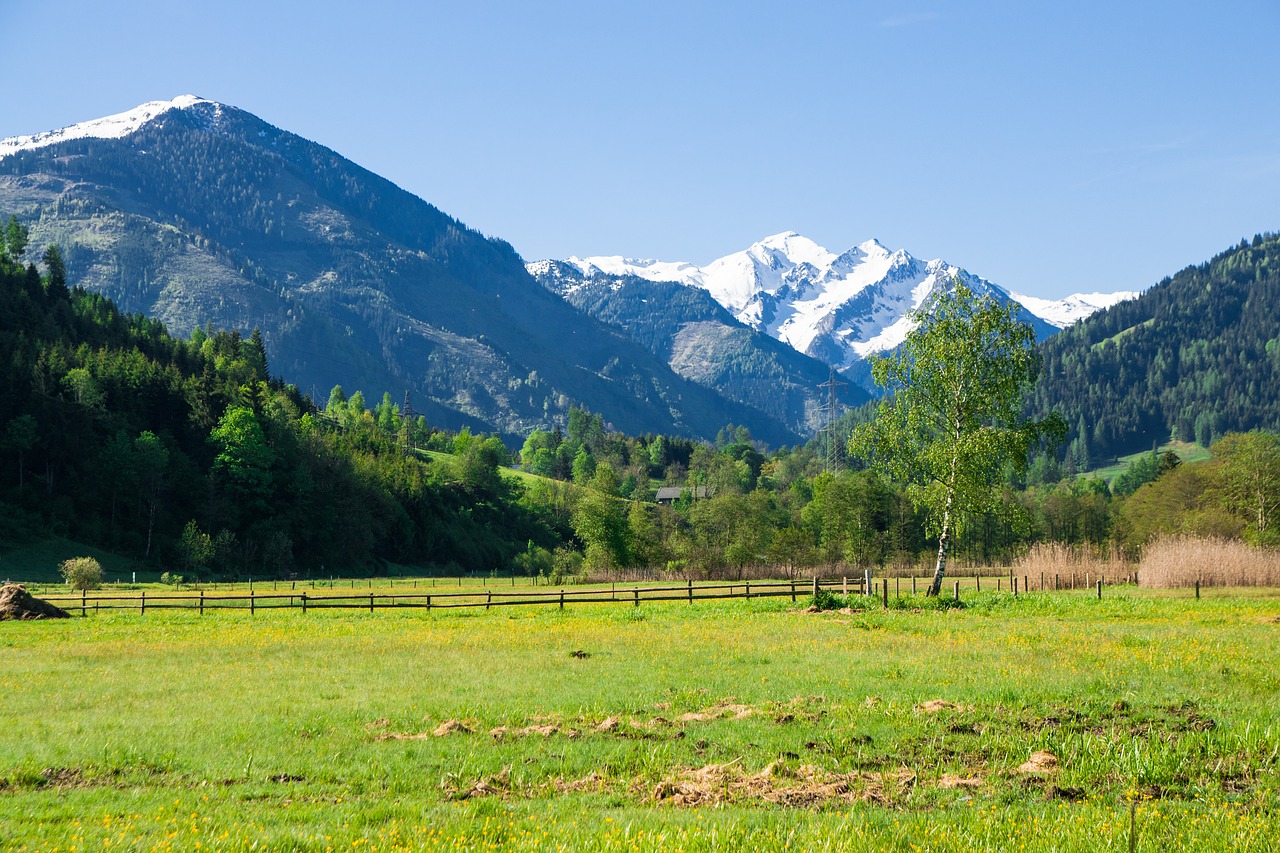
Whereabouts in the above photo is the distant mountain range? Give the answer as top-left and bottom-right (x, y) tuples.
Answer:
(535, 234), (1137, 393)
(15, 94), (1238, 459)
(0, 96), (814, 445)
(529, 259), (867, 434)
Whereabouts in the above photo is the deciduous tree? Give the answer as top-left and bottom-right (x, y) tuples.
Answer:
(850, 281), (1065, 596)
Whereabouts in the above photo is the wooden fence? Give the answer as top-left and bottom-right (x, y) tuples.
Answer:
(41, 577), (867, 617)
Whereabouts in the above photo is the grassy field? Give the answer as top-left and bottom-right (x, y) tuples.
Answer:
(2, 587), (1278, 851)
(1086, 439), (1213, 485)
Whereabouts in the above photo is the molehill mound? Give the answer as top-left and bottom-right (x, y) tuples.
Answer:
(0, 583), (71, 620)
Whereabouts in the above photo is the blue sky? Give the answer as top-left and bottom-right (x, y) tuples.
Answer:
(4, 1), (1278, 298)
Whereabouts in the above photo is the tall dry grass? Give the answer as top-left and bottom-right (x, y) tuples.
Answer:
(1013, 542), (1133, 583)
(1138, 536), (1280, 588)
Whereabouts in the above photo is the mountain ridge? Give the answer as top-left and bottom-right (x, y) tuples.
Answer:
(0, 96), (802, 446)
(540, 233), (1137, 392)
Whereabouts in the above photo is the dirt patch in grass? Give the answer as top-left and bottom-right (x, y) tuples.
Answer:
(916, 699), (971, 713)
(677, 702), (754, 723)
(551, 771), (607, 794)
(650, 759), (918, 808)
(372, 719), (473, 741)
(444, 765), (510, 800)
(1018, 750), (1059, 775)
(938, 773), (984, 789)
(0, 584), (71, 620)
(40, 767), (88, 789)
(490, 723), (579, 740)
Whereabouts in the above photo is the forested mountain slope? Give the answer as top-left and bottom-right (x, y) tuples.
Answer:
(0, 226), (561, 573)
(1030, 233), (1280, 462)
(0, 97), (797, 445)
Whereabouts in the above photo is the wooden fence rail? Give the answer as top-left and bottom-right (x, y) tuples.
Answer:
(41, 578), (866, 617)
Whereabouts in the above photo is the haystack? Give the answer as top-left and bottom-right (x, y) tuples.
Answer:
(0, 583), (71, 620)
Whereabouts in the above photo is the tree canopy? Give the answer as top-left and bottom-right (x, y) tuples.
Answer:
(850, 281), (1065, 595)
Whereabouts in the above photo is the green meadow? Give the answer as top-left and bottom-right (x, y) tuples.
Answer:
(2, 587), (1278, 851)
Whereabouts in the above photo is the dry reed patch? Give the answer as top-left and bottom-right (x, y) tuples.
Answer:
(1139, 536), (1280, 588)
(1013, 543), (1132, 584)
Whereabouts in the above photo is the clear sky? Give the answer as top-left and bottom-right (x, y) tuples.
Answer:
(3, 1), (1278, 298)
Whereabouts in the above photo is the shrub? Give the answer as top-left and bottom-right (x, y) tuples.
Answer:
(548, 547), (583, 585)
(60, 557), (104, 590)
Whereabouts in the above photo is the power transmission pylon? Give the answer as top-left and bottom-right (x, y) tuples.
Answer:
(818, 369), (848, 474)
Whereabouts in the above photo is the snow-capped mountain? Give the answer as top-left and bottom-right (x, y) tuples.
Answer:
(1, 96), (810, 445)
(1007, 290), (1138, 328)
(538, 233), (1136, 391)
(0, 95), (219, 158)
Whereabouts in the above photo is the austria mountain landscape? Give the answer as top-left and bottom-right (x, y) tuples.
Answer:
(3, 6), (1280, 847)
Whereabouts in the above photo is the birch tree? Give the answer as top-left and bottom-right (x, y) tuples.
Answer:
(850, 281), (1064, 596)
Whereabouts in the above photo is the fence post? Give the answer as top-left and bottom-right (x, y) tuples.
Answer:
(370, 593), (375, 613)
(140, 591), (146, 616)
(882, 579), (888, 609)
(746, 580), (751, 599)
(1040, 572), (1045, 591)
(1195, 579), (1200, 599)
(81, 589), (86, 618)
(301, 593), (307, 615)
(1012, 577), (1018, 598)
(790, 579), (796, 602)
(251, 592), (255, 615)
(200, 590), (204, 615)
(1055, 574), (1060, 591)
(842, 577), (848, 596)
(1096, 579), (1103, 600)
(896, 577), (900, 599)
(912, 576), (917, 596)
(486, 591), (491, 611)
(812, 576), (819, 598)
(633, 588), (639, 608)
(954, 580), (960, 601)
(688, 579), (693, 604)
(559, 590), (565, 610)
(976, 575), (981, 593)
(864, 569), (871, 597)
(1024, 575), (1029, 595)
(426, 595), (432, 612)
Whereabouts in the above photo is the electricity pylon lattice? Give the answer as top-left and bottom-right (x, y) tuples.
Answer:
(818, 369), (847, 474)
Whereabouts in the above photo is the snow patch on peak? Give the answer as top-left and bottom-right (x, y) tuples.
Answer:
(749, 232), (835, 269)
(0, 95), (218, 159)
(1009, 290), (1139, 328)
(564, 254), (703, 286)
